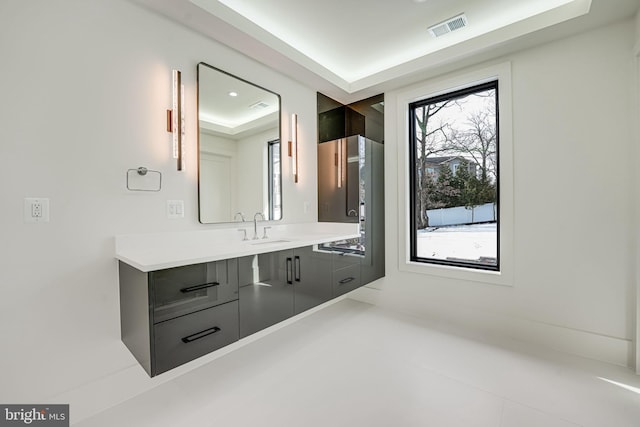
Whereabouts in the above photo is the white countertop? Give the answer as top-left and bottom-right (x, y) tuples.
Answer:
(115, 222), (360, 272)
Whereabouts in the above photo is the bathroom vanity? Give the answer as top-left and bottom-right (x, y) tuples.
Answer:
(116, 223), (360, 377)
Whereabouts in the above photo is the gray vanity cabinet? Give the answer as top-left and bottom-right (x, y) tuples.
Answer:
(238, 246), (332, 338)
(119, 242), (354, 376)
(119, 259), (239, 377)
(293, 246), (333, 314)
(238, 251), (293, 338)
(332, 252), (362, 296)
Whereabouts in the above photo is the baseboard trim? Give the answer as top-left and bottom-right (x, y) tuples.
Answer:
(350, 285), (632, 368)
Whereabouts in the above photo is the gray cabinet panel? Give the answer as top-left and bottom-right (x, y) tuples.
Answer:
(293, 246), (332, 314)
(332, 251), (362, 270)
(119, 259), (239, 377)
(119, 261), (153, 376)
(318, 139), (358, 223)
(154, 301), (239, 376)
(333, 264), (362, 296)
(318, 135), (385, 287)
(360, 138), (385, 284)
(239, 252), (294, 338)
(151, 259), (239, 324)
(239, 246), (333, 337)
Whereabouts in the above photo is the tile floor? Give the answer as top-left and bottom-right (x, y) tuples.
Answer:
(76, 299), (640, 427)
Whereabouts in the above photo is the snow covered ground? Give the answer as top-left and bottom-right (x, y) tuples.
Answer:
(416, 222), (497, 265)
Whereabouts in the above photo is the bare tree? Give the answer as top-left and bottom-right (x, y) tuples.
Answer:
(414, 101), (452, 228)
(445, 95), (497, 185)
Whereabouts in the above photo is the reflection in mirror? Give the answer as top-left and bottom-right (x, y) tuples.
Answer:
(197, 62), (282, 224)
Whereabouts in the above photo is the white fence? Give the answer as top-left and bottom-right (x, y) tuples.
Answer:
(426, 203), (496, 227)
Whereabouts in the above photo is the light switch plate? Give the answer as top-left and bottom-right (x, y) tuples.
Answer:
(167, 200), (184, 219)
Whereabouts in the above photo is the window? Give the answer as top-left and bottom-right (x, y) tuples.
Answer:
(267, 139), (281, 220)
(409, 80), (499, 271)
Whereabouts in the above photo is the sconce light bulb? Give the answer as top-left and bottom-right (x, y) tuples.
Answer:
(170, 69), (184, 171)
(291, 113), (298, 182)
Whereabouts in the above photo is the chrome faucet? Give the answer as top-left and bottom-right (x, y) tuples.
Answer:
(234, 212), (246, 222)
(253, 212), (265, 239)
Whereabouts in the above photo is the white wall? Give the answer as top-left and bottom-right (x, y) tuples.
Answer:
(634, 9), (640, 373)
(0, 0), (318, 422)
(353, 18), (637, 367)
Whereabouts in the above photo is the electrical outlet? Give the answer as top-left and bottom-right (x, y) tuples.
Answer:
(24, 198), (50, 223)
(32, 200), (42, 218)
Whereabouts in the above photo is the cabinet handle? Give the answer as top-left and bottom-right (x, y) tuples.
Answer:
(294, 256), (301, 282)
(338, 277), (355, 284)
(180, 282), (220, 293)
(286, 258), (293, 284)
(181, 326), (221, 343)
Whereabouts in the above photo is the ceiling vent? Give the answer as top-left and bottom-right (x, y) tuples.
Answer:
(428, 13), (467, 38)
(249, 101), (269, 110)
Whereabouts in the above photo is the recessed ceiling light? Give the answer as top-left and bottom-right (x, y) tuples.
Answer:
(228, 91), (238, 97)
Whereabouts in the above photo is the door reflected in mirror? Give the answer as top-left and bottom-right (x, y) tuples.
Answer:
(197, 62), (282, 224)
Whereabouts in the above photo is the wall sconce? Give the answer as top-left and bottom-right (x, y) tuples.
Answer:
(166, 69), (184, 171)
(337, 138), (344, 188)
(288, 113), (298, 183)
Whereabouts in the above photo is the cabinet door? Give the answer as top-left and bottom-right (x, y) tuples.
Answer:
(151, 259), (239, 324)
(318, 139), (358, 223)
(239, 251), (294, 338)
(293, 246), (333, 314)
(153, 301), (239, 376)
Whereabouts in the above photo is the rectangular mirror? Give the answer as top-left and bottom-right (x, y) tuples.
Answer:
(197, 62), (282, 223)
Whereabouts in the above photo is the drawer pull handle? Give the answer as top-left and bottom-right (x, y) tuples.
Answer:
(286, 258), (293, 284)
(180, 282), (220, 293)
(294, 256), (301, 282)
(339, 277), (355, 284)
(181, 326), (221, 343)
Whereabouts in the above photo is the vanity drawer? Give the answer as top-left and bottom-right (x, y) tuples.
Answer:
(153, 301), (239, 376)
(333, 264), (361, 296)
(151, 259), (238, 323)
(332, 251), (362, 270)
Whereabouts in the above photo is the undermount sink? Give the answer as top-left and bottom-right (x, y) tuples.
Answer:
(247, 239), (291, 245)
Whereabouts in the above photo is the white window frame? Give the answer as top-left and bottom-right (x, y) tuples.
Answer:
(395, 62), (514, 286)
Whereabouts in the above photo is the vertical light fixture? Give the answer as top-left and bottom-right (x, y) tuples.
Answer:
(337, 138), (343, 188)
(288, 113), (298, 183)
(166, 69), (184, 171)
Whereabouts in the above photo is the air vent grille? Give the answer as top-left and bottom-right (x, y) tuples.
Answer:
(249, 101), (269, 109)
(428, 13), (467, 38)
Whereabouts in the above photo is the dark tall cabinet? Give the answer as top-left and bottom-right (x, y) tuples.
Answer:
(318, 135), (385, 285)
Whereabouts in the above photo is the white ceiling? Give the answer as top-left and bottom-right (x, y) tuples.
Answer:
(198, 63), (280, 138)
(131, 0), (639, 103)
